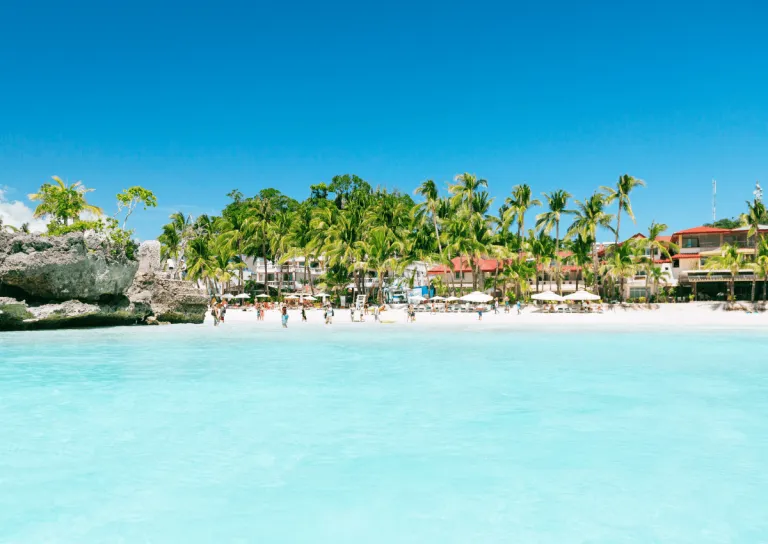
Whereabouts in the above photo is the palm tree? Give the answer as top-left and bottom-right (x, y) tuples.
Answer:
(284, 204), (318, 294)
(185, 236), (216, 293)
(507, 184), (541, 242)
(600, 240), (638, 301)
(568, 193), (615, 296)
(356, 227), (402, 303)
(601, 174), (645, 247)
(414, 180), (445, 261)
(743, 199), (767, 301)
(28, 176), (103, 226)
(527, 230), (555, 293)
(705, 243), (745, 302)
(244, 196), (275, 295)
(566, 235), (593, 292)
(217, 211), (249, 291)
(449, 173), (487, 210)
(638, 221), (678, 299)
(535, 190), (573, 295)
(646, 265), (670, 302)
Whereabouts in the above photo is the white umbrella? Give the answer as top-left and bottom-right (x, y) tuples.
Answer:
(445, 296), (460, 302)
(531, 291), (565, 302)
(285, 295), (300, 299)
(315, 292), (330, 298)
(303, 295), (317, 301)
(563, 290), (601, 301)
(430, 296), (446, 301)
(409, 295), (426, 303)
(220, 293), (235, 300)
(459, 291), (494, 303)
(233, 293), (250, 299)
(255, 294), (271, 298)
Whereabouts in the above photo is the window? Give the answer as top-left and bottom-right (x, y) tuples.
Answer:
(682, 237), (699, 248)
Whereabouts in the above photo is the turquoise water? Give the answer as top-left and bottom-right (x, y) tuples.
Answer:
(2, 324), (768, 543)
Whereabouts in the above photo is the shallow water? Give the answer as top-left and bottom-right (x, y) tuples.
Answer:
(2, 324), (768, 543)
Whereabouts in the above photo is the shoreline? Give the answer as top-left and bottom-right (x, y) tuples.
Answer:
(204, 302), (768, 332)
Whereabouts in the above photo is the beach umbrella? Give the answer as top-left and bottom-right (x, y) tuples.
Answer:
(531, 291), (565, 302)
(220, 293), (235, 300)
(445, 296), (460, 301)
(255, 294), (271, 298)
(233, 293), (251, 299)
(563, 290), (600, 301)
(459, 291), (493, 303)
(303, 295), (317, 301)
(410, 295), (426, 303)
(430, 296), (445, 301)
(315, 292), (330, 298)
(285, 295), (299, 299)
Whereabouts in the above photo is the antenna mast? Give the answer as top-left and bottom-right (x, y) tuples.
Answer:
(712, 179), (717, 222)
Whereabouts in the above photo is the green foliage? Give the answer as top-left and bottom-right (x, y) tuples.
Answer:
(46, 217), (138, 260)
(115, 186), (158, 228)
(28, 176), (104, 225)
(704, 218), (741, 229)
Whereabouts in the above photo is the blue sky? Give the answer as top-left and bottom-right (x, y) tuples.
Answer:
(1, 0), (767, 240)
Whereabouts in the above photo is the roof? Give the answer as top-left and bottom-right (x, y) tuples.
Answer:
(671, 226), (731, 236)
(427, 257), (502, 275)
(671, 254), (701, 260)
(657, 235), (673, 243)
(730, 225), (768, 232)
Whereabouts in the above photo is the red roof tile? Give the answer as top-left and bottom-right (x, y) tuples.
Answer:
(671, 254), (701, 260)
(672, 226), (731, 236)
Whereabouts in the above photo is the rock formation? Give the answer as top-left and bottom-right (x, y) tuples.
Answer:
(0, 232), (208, 331)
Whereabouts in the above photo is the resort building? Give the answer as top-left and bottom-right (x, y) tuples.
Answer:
(671, 225), (768, 300)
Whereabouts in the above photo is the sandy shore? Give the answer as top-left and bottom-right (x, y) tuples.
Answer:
(207, 302), (768, 332)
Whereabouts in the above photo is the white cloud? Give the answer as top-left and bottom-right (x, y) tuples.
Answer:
(0, 186), (49, 232)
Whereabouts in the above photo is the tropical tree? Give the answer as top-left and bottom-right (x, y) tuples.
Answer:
(507, 184), (541, 242)
(449, 172), (487, 209)
(601, 174), (645, 247)
(743, 199), (767, 301)
(704, 243), (745, 301)
(356, 226), (402, 303)
(600, 239), (639, 301)
(29, 176), (104, 226)
(115, 186), (157, 228)
(535, 190), (573, 295)
(568, 192), (615, 296)
(646, 265), (670, 302)
(185, 236), (216, 293)
(566, 235), (593, 291)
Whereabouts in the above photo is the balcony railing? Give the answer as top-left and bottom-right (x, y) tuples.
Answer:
(683, 272), (756, 282)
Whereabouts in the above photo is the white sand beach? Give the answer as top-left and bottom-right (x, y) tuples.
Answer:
(207, 302), (768, 331)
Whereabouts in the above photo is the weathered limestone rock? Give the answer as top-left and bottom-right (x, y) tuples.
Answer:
(0, 236), (207, 330)
(0, 231), (138, 301)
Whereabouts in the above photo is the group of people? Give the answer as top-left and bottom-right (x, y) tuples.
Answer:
(210, 299), (227, 326)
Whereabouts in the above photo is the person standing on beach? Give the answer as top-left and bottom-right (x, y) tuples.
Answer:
(219, 301), (227, 323)
(477, 305), (484, 321)
(516, 300), (522, 315)
(281, 305), (289, 328)
(211, 304), (220, 326)
(301, 306), (307, 322)
(493, 299), (499, 314)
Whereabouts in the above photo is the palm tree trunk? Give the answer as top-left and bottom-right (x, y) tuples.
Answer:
(555, 221), (562, 295)
(262, 241), (268, 295)
(763, 278), (767, 302)
(378, 268), (384, 304)
(615, 203), (622, 248)
(751, 279), (756, 302)
(593, 247), (600, 296)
